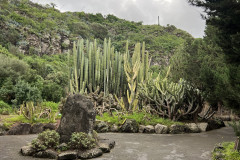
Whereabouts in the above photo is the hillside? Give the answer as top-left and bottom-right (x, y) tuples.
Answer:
(0, 0), (192, 66)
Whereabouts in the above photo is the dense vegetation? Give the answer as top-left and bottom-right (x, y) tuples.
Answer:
(0, 0), (239, 128)
(0, 0), (192, 108)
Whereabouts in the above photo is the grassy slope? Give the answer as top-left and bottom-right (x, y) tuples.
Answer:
(0, 0), (193, 65)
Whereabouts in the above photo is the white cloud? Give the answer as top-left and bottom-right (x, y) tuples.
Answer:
(31, 0), (205, 38)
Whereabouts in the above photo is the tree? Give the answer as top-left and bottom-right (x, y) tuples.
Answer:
(188, 0), (240, 63)
(188, 0), (240, 111)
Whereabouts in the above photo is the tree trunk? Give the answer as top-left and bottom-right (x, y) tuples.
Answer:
(234, 137), (240, 151)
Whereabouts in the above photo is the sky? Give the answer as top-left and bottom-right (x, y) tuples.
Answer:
(31, 0), (206, 38)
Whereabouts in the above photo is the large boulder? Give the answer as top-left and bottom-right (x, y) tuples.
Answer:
(144, 125), (155, 133)
(94, 121), (109, 133)
(155, 124), (168, 134)
(30, 123), (44, 134)
(120, 119), (139, 133)
(20, 145), (36, 156)
(169, 124), (190, 134)
(139, 125), (146, 133)
(185, 123), (201, 133)
(43, 123), (57, 131)
(207, 119), (225, 131)
(197, 123), (208, 132)
(57, 94), (96, 143)
(7, 123), (31, 135)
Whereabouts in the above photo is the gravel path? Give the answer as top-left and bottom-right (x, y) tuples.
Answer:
(0, 126), (235, 160)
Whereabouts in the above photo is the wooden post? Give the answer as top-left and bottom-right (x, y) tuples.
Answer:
(158, 16), (160, 26)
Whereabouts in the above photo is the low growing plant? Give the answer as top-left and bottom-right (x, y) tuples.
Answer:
(31, 130), (60, 151)
(68, 132), (96, 150)
(0, 100), (12, 115)
(212, 142), (240, 160)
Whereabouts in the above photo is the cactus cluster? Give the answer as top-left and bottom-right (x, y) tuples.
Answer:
(20, 102), (56, 123)
(69, 39), (125, 96)
(69, 39), (150, 112)
(138, 71), (204, 121)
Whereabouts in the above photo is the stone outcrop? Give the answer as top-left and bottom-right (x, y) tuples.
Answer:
(120, 119), (139, 133)
(7, 123), (31, 135)
(169, 124), (190, 134)
(206, 119), (225, 131)
(155, 124), (168, 134)
(94, 121), (109, 133)
(185, 123), (201, 133)
(57, 94), (96, 143)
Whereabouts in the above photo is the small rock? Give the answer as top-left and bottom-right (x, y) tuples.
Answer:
(94, 121), (109, 133)
(139, 125), (145, 133)
(21, 145), (36, 156)
(155, 124), (168, 134)
(8, 123), (31, 135)
(99, 139), (115, 149)
(33, 149), (58, 159)
(169, 124), (190, 134)
(78, 148), (103, 159)
(186, 123), (201, 133)
(98, 143), (110, 153)
(30, 123), (44, 134)
(120, 119), (139, 133)
(110, 124), (119, 132)
(57, 151), (77, 160)
(144, 125), (155, 133)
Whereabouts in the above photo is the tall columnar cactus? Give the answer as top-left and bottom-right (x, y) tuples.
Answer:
(69, 38), (151, 111)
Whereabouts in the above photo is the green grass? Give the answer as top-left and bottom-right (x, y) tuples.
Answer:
(96, 112), (183, 126)
(212, 142), (240, 160)
(2, 115), (56, 128)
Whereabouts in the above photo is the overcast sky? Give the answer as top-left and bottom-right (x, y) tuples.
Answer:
(31, 0), (206, 38)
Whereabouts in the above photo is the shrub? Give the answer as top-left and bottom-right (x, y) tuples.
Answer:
(229, 121), (240, 137)
(31, 130), (60, 151)
(68, 132), (96, 150)
(212, 142), (240, 160)
(0, 100), (11, 114)
(42, 101), (59, 111)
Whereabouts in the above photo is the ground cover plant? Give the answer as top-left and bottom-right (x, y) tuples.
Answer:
(212, 142), (240, 160)
(96, 112), (183, 126)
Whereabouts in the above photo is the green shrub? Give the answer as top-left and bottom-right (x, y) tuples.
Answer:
(229, 121), (240, 137)
(212, 142), (240, 160)
(68, 132), (96, 150)
(31, 130), (60, 151)
(0, 100), (11, 114)
(42, 101), (59, 111)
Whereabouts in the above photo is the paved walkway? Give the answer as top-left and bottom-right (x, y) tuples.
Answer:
(0, 126), (235, 160)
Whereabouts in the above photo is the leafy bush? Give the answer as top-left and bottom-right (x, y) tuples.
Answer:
(42, 101), (59, 111)
(0, 100), (11, 114)
(14, 80), (42, 105)
(212, 142), (240, 160)
(229, 121), (240, 137)
(68, 132), (96, 150)
(31, 130), (60, 151)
